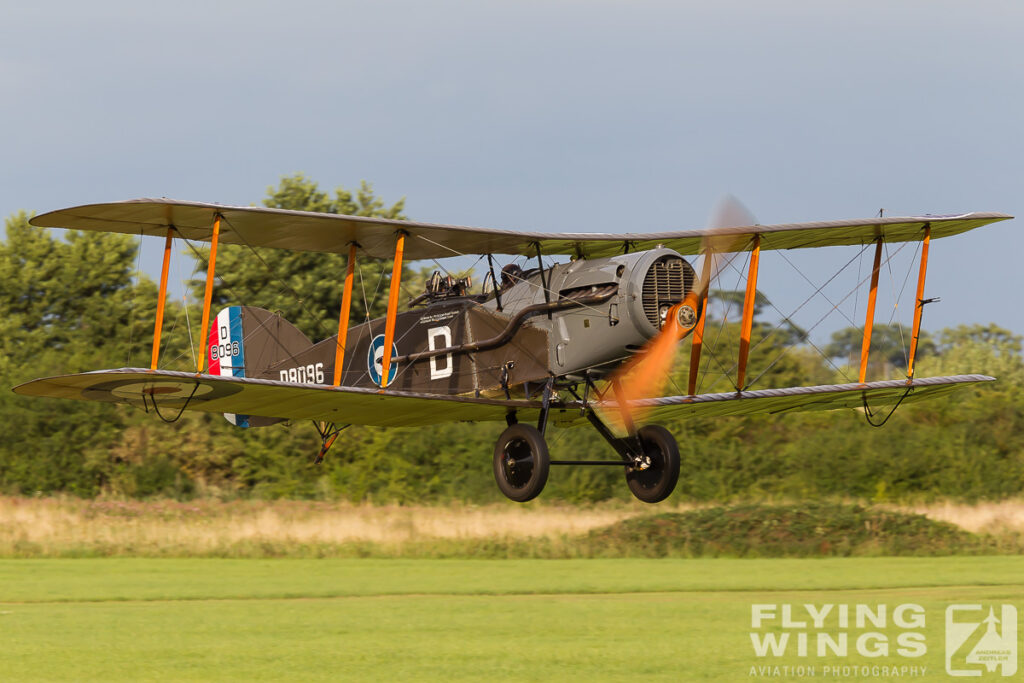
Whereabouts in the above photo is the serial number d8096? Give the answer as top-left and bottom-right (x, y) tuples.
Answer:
(210, 341), (240, 361)
(279, 362), (325, 385)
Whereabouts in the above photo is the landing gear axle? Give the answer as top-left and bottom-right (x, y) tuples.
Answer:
(491, 410), (679, 504)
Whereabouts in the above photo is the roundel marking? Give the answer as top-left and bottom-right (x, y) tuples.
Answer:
(367, 334), (398, 386)
(81, 378), (242, 404)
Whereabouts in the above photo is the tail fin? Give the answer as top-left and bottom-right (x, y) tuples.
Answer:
(207, 306), (312, 428)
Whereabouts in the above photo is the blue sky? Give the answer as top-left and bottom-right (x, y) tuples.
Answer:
(3, 0), (1022, 344)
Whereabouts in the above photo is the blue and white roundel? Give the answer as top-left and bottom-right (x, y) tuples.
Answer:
(367, 334), (398, 386)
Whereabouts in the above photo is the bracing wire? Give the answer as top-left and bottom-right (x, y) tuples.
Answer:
(142, 382), (200, 423)
(167, 237), (303, 369)
(357, 252), (372, 324)
(695, 251), (750, 394)
(862, 385), (914, 427)
(174, 237), (198, 368)
(884, 239), (921, 370)
(850, 243), (865, 370)
(694, 240), (911, 394)
(220, 215), (337, 339)
(127, 228), (144, 366)
(746, 241), (911, 389)
(742, 242), (874, 387)
(772, 244), (863, 329)
(151, 231), (196, 371)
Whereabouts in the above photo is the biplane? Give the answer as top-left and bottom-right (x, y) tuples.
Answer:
(13, 199), (1011, 503)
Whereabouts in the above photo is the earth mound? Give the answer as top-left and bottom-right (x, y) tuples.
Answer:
(584, 503), (985, 557)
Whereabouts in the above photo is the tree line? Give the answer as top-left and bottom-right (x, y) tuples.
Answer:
(1, 175), (1021, 503)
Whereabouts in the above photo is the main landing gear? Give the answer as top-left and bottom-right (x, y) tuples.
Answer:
(491, 387), (680, 504)
(493, 423), (549, 502)
(623, 425), (680, 504)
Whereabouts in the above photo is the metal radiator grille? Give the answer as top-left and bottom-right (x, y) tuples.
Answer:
(642, 257), (695, 327)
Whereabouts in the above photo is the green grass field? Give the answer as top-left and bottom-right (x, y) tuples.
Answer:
(2, 558), (1022, 681)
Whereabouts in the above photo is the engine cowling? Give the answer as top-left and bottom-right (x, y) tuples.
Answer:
(491, 247), (697, 376)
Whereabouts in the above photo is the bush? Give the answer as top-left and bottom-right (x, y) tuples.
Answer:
(582, 503), (986, 558)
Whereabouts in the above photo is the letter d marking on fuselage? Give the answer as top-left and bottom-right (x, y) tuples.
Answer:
(427, 326), (453, 380)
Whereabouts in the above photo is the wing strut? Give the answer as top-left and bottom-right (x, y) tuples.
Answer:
(535, 242), (552, 319)
(907, 224), (931, 378)
(196, 214), (222, 374)
(487, 253), (503, 312)
(686, 252), (713, 395)
(380, 231), (406, 388)
(736, 234), (761, 391)
(150, 227), (174, 370)
(858, 237), (884, 384)
(333, 242), (358, 386)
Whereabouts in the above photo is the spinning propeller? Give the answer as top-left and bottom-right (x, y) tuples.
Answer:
(602, 196), (757, 429)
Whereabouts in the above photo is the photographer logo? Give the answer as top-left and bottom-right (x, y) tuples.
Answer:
(945, 604), (1017, 677)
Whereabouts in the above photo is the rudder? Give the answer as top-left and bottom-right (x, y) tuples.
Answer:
(207, 306), (313, 427)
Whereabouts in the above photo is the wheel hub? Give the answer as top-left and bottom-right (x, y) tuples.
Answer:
(631, 454), (652, 471)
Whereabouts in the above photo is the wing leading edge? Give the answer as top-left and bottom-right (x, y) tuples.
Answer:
(29, 198), (1011, 260)
(13, 369), (993, 429)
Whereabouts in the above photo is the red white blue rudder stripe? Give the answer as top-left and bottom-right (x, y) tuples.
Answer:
(208, 306), (251, 427)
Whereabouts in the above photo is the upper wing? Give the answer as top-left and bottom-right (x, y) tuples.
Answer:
(13, 369), (992, 429)
(29, 198), (1011, 260)
(12, 368), (541, 427)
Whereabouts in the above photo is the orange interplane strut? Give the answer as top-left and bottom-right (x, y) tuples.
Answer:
(380, 231), (405, 388)
(858, 238), (884, 384)
(687, 254), (713, 395)
(333, 243), (358, 386)
(197, 215), (221, 374)
(736, 234), (761, 391)
(907, 224), (931, 379)
(150, 227), (174, 371)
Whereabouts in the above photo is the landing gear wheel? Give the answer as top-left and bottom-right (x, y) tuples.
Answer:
(493, 424), (550, 502)
(625, 425), (680, 504)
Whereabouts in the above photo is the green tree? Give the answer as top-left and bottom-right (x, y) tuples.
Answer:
(825, 323), (934, 380)
(710, 288), (769, 319)
(937, 323), (1021, 356)
(0, 212), (171, 494)
(708, 289), (806, 346)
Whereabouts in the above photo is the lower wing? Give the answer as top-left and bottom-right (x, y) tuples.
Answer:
(583, 374), (994, 426)
(12, 368), (540, 427)
(13, 368), (992, 429)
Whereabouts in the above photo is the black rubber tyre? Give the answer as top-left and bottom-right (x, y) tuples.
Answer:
(625, 425), (680, 504)
(493, 424), (550, 502)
